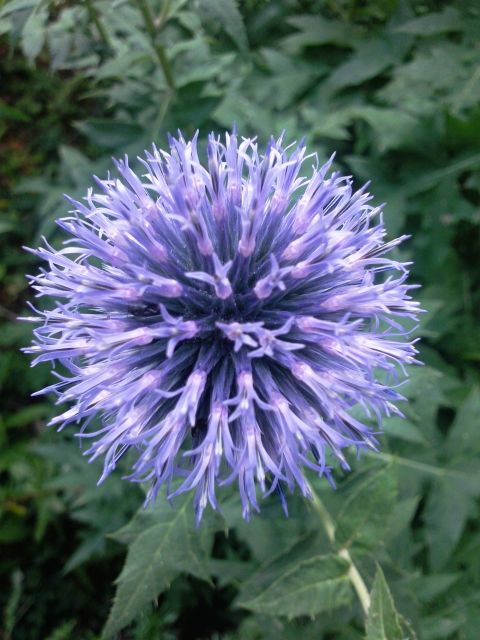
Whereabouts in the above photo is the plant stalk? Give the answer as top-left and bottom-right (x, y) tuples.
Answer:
(134, 0), (175, 92)
(310, 486), (371, 617)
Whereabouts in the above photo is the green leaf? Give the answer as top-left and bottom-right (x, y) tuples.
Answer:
(366, 566), (404, 640)
(382, 417), (427, 444)
(335, 464), (397, 551)
(394, 7), (463, 36)
(350, 106), (420, 153)
(423, 478), (474, 569)
(237, 554), (352, 618)
(102, 492), (216, 638)
(446, 386), (480, 456)
(259, 48), (320, 110)
(283, 14), (361, 52)
(20, 5), (48, 63)
(408, 573), (460, 603)
(59, 146), (93, 189)
(197, 0), (248, 52)
(386, 495), (420, 541)
(74, 119), (144, 150)
(308, 104), (420, 152)
(305, 106), (354, 141)
(325, 38), (399, 93)
(380, 43), (480, 118)
(5, 404), (51, 429)
(0, 0), (40, 19)
(0, 99), (31, 122)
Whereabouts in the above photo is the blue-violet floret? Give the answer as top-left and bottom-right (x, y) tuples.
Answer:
(25, 131), (420, 520)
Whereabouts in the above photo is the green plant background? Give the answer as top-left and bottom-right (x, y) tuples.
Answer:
(1, 1), (479, 638)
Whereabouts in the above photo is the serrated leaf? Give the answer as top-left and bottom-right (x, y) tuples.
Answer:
(366, 566), (404, 640)
(335, 464), (397, 551)
(198, 0), (248, 52)
(102, 492), (216, 638)
(237, 554), (352, 618)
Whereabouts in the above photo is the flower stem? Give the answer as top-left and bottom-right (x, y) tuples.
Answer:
(338, 548), (371, 617)
(134, 0), (175, 92)
(310, 486), (371, 617)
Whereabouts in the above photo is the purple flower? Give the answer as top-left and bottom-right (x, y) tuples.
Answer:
(25, 131), (420, 521)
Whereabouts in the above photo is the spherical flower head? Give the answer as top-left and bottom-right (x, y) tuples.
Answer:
(24, 130), (420, 521)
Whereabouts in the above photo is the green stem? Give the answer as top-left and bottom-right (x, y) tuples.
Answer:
(338, 549), (371, 617)
(84, 0), (111, 49)
(310, 487), (371, 617)
(157, 0), (171, 31)
(369, 451), (473, 481)
(134, 0), (175, 92)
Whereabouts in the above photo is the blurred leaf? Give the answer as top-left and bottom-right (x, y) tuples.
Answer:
(44, 620), (76, 640)
(58, 146), (92, 188)
(20, 4), (47, 63)
(382, 417), (427, 444)
(3, 569), (23, 637)
(283, 14), (361, 52)
(445, 386), (480, 456)
(380, 43), (480, 118)
(4, 403), (51, 429)
(0, 0), (41, 18)
(386, 495), (420, 541)
(394, 7), (463, 36)
(408, 573), (460, 603)
(63, 532), (106, 574)
(74, 119), (144, 150)
(326, 38), (400, 93)
(424, 477), (475, 569)
(351, 106), (419, 152)
(237, 554), (352, 618)
(0, 99), (31, 121)
(197, 0), (248, 52)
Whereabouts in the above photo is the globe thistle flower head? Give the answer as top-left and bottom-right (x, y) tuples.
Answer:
(25, 130), (420, 521)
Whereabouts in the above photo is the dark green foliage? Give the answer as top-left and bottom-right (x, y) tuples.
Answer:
(1, 0), (479, 638)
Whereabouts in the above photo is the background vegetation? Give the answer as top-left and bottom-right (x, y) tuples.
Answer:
(1, 0), (479, 638)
